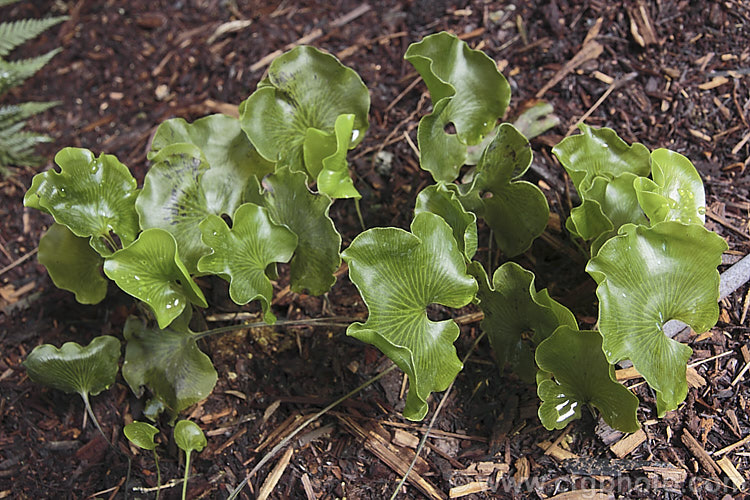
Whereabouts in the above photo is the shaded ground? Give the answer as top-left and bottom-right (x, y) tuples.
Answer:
(1, 0), (750, 498)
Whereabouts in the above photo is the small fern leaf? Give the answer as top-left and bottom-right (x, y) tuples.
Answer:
(0, 48), (60, 95)
(0, 0), (21, 7)
(0, 16), (68, 57)
(0, 129), (52, 170)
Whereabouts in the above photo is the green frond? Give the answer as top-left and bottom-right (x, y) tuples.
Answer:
(0, 16), (68, 57)
(0, 127), (53, 170)
(0, 0), (21, 7)
(0, 101), (58, 127)
(0, 48), (60, 95)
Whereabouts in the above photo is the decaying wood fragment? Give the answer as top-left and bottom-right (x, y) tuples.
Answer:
(549, 489), (614, 500)
(627, 3), (658, 47)
(717, 456), (746, 490)
(536, 39), (603, 98)
(609, 429), (646, 459)
(681, 430), (722, 478)
(449, 481), (490, 498)
(538, 440), (578, 461)
(256, 446), (294, 500)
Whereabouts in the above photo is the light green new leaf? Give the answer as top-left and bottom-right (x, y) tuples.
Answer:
(470, 262), (577, 382)
(342, 212), (478, 420)
(123, 316), (217, 422)
(198, 203), (297, 323)
(587, 222), (727, 416)
(634, 148), (706, 225)
(148, 114), (273, 215)
(536, 327), (640, 432)
(103, 228), (208, 329)
(454, 123), (549, 257)
(552, 125), (650, 193)
(174, 420), (207, 453)
(23, 148), (140, 256)
(262, 167), (342, 295)
(415, 184), (477, 260)
(568, 173), (648, 255)
(38, 223), (107, 304)
(137, 143), (230, 273)
(316, 114), (361, 199)
(239, 46), (369, 176)
(124, 421), (159, 450)
(23, 335), (120, 397)
(405, 32), (510, 182)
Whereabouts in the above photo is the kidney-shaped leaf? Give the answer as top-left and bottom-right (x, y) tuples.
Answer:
(552, 125), (650, 193)
(262, 167), (342, 295)
(342, 212), (478, 420)
(123, 316), (217, 422)
(415, 184), (477, 260)
(239, 46), (369, 176)
(24, 147), (139, 256)
(586, 222), (727, 415)
(454, 123), (549, 257)
(634, 148), (706, 225)
(198, 203), (297, 323)
(23, 335), (120, 397)
(103, 228), (208, 329)
(406, 31), (510, 183)
(124, 421), (159, 451)
(38, 223), (107, 304)
(174, 420), (207, 453)
(470, 261), (577, 382)
(536, 327), (640, 432)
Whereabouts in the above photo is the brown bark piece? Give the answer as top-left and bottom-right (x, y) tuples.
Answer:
(449, 481), (490, 498)
(681, 430), (722, 478)
(257, 446), (294, 500)
(609, 429), (647, 459)
(549, 490), (614, 500)
(717, 456), (746, 490)
(535, 40), (604, 98)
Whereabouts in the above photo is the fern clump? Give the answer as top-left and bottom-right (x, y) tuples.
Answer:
(0, 0), (67, 174)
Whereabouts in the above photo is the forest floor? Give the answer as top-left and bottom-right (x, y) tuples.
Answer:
(2, 0), (750, 498)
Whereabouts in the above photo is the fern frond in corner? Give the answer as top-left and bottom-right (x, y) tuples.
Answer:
(0, 0), (20, 7)
(0, 49), (61, 95)
(0, 16), (68, 57)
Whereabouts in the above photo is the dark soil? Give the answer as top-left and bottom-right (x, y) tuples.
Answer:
(2, 0), (750, 499)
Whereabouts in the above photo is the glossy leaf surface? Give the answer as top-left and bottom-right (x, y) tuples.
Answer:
(262, 167), (341, 295)
(198, 203), (297, 323)
(536, 327), (640, 432)
(406, 32), (510, 182)
(415, 184), (477, 260)
(174, 420), (207, 453)
(124, 421), (159, 450)
(24, 147), (139, 256)
(552, 125), (650, 193)
(342, 212), (477, 420)
(240, 46), (369, 175)
(634, 148), (706, 225)
(587, 222), (727, 415)
(470, 261), (577, 382)
(314, 114), (361, 199)
(38, 223), (107, 304)
(23, 335), (120, 396)
(123, 317), (217, 422)
(454, 124), (548, 256)
(103, 228), (207, 329)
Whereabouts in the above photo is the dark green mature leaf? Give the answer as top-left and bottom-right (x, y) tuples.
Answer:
(198, 203), (297, 323)
(239, 46), (369, 177)
(136, 144), (225, 273)
(415, 184), (477, 260)
(174, 420), (206, 453)
(124, 421), (159, 450)
(405, 31), (510, 182)
(342, 212), (478, 420)
(587, 222), (727, 415)
(23, 147), (140, 256)
(470, 262), (577, 382)
(634, 148), (706, 225)
(38, 223), (107, 304)
(23, 335), (120, 396)
(552, 125), (650, 193)
(454, 123), (549, 257)
(262, 167), (341, 295)
(103, 228), (208, 329)
(536, 327), (640, 432)
(122, 316), (217, 422)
